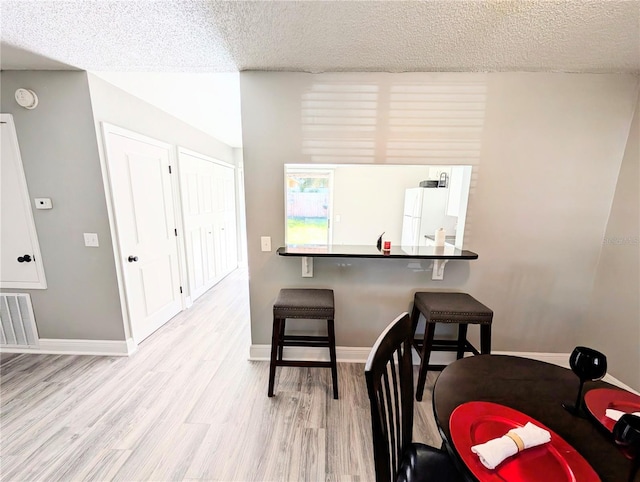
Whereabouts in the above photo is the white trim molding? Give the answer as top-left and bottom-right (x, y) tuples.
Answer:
(1, 338), (137, 357)
(250, 346), (638, 394)
(249, 344), (370, 363)
(250, 345), (478, 366)
(493, 351), (639, 395)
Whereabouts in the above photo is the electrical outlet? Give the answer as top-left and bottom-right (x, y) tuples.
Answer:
(83, 233), (99, 247)
(260, 236), (271, 252)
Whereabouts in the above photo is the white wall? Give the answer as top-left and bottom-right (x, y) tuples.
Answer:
(584, 93), (640, 390)
(331, 164), (429, 245)
(240, 71), (639, 386)
(87, 74), (235, 165)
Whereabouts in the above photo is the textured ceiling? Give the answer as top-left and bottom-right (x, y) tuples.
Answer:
(1, 0), (639, 73)
(2, 1), (638, 148)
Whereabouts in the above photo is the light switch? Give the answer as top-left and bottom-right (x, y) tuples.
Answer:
(261, 236), (271, 252)
(34, 198), (53, 209)
(84, 233), (99, 247)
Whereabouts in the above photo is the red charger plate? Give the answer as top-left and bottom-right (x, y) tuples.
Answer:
(584, 388), (640, 433)
(450, 401), (601, 482)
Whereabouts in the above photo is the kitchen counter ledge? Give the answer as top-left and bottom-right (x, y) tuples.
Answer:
(276, 244), (478, 260)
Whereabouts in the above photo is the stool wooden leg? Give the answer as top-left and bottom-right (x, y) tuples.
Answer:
(410, 303), (422, 356)
(327, 319), (339, 399)
(268, 317), (282, 397)
(416, 322), (436, 402)
(457, 324), (468, 359)
(278, 319), (286, 361)
(410, 303), (421, 332)
(480, 324), (492, 354)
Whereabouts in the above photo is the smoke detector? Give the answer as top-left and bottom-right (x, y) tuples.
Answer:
(15, 88), (39, 109)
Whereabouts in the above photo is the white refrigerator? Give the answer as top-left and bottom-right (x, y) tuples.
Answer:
(400, 187), (457, 246)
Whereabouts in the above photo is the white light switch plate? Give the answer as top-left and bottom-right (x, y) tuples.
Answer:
(260, 236), (271, 252)
(34, 198), (53, 209)
(84, 233), (99, 247)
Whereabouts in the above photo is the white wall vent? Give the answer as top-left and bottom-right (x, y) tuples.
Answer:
(0, 293), (39, 347)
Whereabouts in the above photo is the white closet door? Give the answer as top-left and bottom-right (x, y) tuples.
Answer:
(0, 114), (47, 289)
(178, 149), (237, 302)
(102, 124), (182, 343)
(180, 152), (217, 300)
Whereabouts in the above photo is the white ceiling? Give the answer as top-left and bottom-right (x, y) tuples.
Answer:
(1, 0), (639, 147)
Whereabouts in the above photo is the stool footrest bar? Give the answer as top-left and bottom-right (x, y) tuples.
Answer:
(281, 340), (330, 348)
(275, 360), (333, 368)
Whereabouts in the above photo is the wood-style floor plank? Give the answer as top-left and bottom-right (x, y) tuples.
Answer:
(1, 269), (442, 481)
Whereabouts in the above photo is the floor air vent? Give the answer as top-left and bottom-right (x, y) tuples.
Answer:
(0, 294), (39, 347)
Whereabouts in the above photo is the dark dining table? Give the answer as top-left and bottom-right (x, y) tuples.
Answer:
(432, 354), (638, 482)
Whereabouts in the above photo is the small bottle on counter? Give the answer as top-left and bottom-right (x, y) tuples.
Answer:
(434, 228), (446, 247)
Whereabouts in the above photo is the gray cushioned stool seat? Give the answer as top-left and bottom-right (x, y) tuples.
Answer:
(414, 292), (493, 325)
(273, 288), (335, 319)
(411, 292), (493, 401)
(269, 288), (338, 399)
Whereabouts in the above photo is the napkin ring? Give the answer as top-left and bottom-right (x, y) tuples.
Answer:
(505, 431), (525, 452)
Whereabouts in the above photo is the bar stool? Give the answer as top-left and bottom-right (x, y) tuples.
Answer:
(411, 292), (493, 401)
(268, 288), (338, 399)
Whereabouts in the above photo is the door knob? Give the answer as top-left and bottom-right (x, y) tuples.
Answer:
(128, 256), (139, 262)
(17, 254), (32, 263)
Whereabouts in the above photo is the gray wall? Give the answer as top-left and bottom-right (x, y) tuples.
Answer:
(0, 71), (240, 342)
(240, 71), (639, 385)
(584, 93), (640, 390)
(0, 71), (125, 340)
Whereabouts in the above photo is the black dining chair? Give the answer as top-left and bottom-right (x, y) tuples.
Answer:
(365, 313), (462, 482)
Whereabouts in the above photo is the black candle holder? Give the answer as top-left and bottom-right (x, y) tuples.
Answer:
(613, 414), (640, 482)
(562, 346), (607, 417)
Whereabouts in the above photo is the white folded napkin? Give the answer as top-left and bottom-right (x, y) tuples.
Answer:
(471, 422), (551, 470)
(605, 409), (640, 421)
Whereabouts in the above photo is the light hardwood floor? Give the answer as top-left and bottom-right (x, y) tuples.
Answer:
(1, 269), (442, 481)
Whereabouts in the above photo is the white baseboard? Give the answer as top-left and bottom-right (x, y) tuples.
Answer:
(125, 338), (138, 356)
(1, 338), (136, 357)
(493, 351), (638, 394)
(492, 351), (571, 368)
(601, 375), (639, 394)
(249, 344), (371, 363)
(250, 345), (638, 394)
(251, 345), (484, 366)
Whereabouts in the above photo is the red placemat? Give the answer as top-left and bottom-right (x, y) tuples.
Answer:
(450, 401), (601, 482)
(584, 388), (640, 433)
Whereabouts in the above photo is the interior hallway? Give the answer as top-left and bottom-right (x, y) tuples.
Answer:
(0, 268), (442, 481)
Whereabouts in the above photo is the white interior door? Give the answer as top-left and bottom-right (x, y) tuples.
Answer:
(179, 150), (218, 300)
(103, 125), (182, 343)
(178, 148), (237, 302)
(0, 114), (47, 289)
